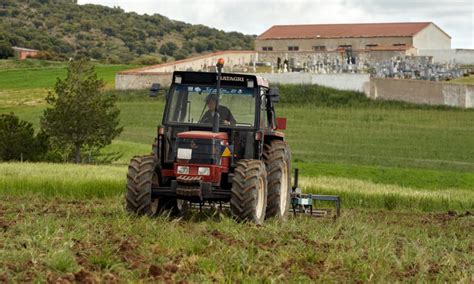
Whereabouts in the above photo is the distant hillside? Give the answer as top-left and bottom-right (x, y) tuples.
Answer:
(0, 0), (255, 64)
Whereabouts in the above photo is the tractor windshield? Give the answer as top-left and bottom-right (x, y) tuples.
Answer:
(166, 84), (256, 127)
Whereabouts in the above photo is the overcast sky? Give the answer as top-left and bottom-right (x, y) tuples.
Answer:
(77, 0), (473, 48)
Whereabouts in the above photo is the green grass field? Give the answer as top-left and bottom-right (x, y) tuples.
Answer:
(0, 59), (135, 89)
(0, 59), (137, 108)
(0, 59), (473, 281)
(451, 74), (474, 85)
(1, 63), (474, 210)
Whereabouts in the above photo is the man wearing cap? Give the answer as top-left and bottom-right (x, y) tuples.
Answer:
(200, 94), (236, 126)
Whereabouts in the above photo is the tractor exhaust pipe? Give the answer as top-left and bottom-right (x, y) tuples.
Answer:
(213, 58), (225, 133)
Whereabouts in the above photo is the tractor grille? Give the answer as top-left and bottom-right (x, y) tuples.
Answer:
(175, 138), (221, 165)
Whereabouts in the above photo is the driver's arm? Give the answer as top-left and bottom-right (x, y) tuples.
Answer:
(200, 110), (212, 123)
(221, 106), (236, 125)
(227, 111), (236, 125)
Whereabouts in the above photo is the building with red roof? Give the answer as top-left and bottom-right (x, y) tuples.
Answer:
(256, 22), (450, 52)
(255, 22), (451, 68)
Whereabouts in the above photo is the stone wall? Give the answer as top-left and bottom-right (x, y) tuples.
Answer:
(115, 73), (172, 90)
(369, 78), (474, 108)
(252, 73), (370, 93)
(116, 70), (370, 93)
(115, 69), (472, 109)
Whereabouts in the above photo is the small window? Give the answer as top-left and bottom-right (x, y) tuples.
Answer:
(262, 46), (273, 51)
(288, 46), (299, 51)
(366, 44), (378, 48)
(313, 45), (326, 51)
(338, 45), (352, 49)
(393, 43), (406, 47)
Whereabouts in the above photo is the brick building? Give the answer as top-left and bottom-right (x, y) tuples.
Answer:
(12, 46), (39, 60)
(255, 22), (451, 69)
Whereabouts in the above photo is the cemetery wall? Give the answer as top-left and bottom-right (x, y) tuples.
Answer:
(116, 73), (172, 90)
(115, 71), (472, 109)
(369, 78), (473, 108)
(250, 73), (370, 93)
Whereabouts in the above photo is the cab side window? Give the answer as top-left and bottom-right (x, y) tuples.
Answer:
(260, 89), (268, 129)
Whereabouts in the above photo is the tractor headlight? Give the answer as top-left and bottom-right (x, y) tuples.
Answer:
(177, 166), (189, 174)
(198, 167), (210, 176)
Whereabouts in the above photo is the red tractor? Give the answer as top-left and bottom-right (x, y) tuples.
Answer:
(126, 59), (291, 224)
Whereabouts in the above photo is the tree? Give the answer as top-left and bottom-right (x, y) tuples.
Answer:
(0, 40), (14, 59)
(159, 41), (177, 57)
(0, 113), (38, 161)
(41, 60), (123, 163)
(193, 40), (207, 53)
(174, 49), (188, 60)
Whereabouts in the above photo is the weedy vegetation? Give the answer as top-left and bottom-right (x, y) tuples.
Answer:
(0, 196), (471, 282)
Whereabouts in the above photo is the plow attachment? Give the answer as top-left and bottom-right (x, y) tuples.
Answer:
(290, 169), (341, 218)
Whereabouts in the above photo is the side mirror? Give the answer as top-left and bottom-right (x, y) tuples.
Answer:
(150, 83), (161, 97)
(268, 87), (280, 102)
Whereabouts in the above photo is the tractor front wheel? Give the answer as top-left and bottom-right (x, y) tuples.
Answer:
(263, 140), (291, 220)
(126, 155), (159, 216)
(230, 160), (267, 224)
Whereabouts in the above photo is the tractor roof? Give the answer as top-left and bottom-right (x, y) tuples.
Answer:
(172, 71), (269, 88)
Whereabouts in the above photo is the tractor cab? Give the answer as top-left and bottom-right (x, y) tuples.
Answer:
(156, 61), (285, 187)
(163, 70), (264, 170)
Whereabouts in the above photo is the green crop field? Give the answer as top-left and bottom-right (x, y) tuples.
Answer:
(0, 59), (135, 90)
(451, 75), (474, 85)
(0, 59), (473, 282)
(0, 59), (137, 108)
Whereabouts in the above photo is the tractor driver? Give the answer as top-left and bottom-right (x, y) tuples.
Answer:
(200, 94), (236, 126)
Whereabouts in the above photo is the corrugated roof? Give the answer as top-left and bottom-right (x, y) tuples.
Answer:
(257, 22), (434, 40)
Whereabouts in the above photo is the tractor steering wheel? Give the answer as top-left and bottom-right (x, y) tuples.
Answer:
(200, 113), (227, 125)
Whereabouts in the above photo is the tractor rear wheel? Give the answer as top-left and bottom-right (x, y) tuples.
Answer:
(126, 155), (159, 216)
(230, 160), (267, 224)
(263, 140), (291, 220)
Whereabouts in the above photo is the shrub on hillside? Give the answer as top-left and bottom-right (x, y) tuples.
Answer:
(0, 113), (42, 161)
(173, 50), (186, 60)
(0, 40), (14, 59)
(159, 41), (178, 57)
(131, 55), (161, 65)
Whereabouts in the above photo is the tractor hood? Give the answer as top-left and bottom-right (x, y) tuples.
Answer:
(174, 131), (229, 165)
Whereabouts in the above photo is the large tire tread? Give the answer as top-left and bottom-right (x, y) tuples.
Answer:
(263, 140), (291, 219)
(230, 160), (267, 224)
(126, 155), (157, 216)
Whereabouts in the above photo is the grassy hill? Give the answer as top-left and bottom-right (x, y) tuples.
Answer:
(0, 0), (254, 63)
